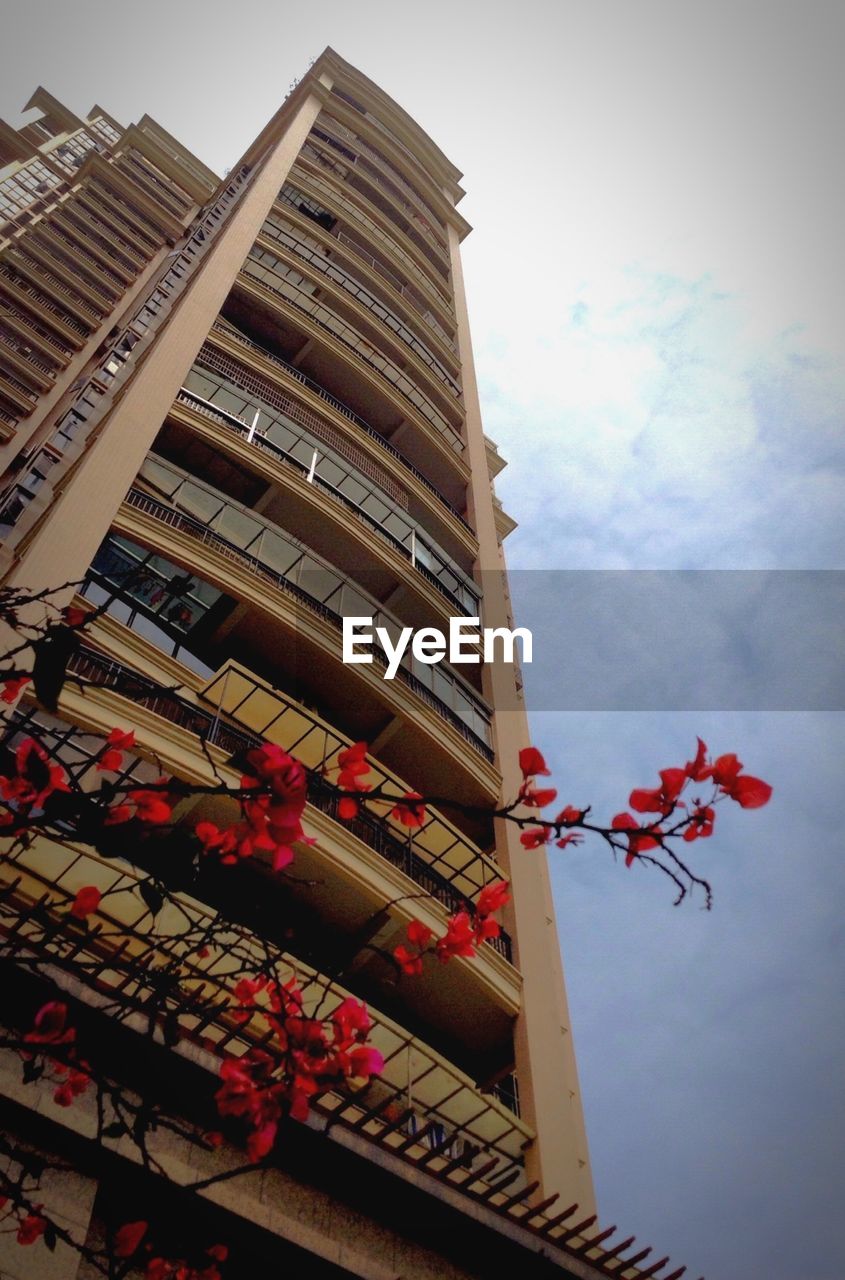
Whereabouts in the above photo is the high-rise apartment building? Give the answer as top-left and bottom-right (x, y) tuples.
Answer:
(0, 48), (692, 1280)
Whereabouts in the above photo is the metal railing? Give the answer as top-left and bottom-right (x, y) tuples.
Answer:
(122, 486), (494, 761)
(64, 644), (510, 963)
(211, 321), (473, 532)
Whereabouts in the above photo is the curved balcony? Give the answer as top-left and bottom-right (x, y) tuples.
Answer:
(320, 109), (447, 243)
(288, 160), (454, 320)
(260, 210), (461, 395)
(54, 645), (508, 962)
(114, 482), (494, 760)
(243, 243), (462, 446)
(171, 376), (479, 615)
(208, 318), (473, 538)
(310, 124), (450, 273)
(0, 821), (530, 1178)
(297, 139), (450, 298)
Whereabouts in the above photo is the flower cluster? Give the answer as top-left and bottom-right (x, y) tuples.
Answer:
(215, 977), (382, 1158)
(516, 748), (585, 851)
(394, 879), (511, 974)
(22, 1002), (91, 1109)
(115, 1222), (227, 1279)
(195, 744), (313, 871)
(0, 1197), (48, 1246)
(611, 738), (772, 865)
(0, 737), (70, 817)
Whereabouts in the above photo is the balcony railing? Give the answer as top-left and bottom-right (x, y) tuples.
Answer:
(210, 320), (473, 533)
(259, 213), (461, 398)
(173, 383), (479, 615)
(289, 160), (454, 316)
(0, 820), (526, 1170)
(58, 645), (509, 962)
(242, 248), (463, 453)
(122, 484), (494, 760)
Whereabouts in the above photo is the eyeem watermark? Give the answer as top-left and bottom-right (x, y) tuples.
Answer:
(342, 616), (533, 680)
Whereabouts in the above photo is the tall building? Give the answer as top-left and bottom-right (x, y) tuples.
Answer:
(0, 49), (692, 1280)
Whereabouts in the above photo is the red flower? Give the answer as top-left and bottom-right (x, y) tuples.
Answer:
(207, 1245), (228, 1262)
(519, 746), (550, 778)
(61, 605), (89, 628)
(130, 790), (172, 824)
(555, 805), (582, 824)
(711, 753), (743, 786)
(393, 944), (423, 975)
(246, 1119), (277, 1161)
(16, 1213), (46, 1245)
(518, 784), (558, 808)
(611, 812), (661, 866)
(347, 1045), (384, 1078)
(683, 805), (715, 842)
(407, 920), (433, 948)
(97, 728), (136, 772)
(70, 886), (101, 919)
(104, 803), (132, 825)
(1, 676), (30, 704)
(519, 827), (550, 849)
(723, 773), (772, 809)
(53, 1068), (89, 1106)
(476, 880), (510, 918)
(1, 737), (70, 810)
(25, 1001), (74, 1045)
(436, 911), (477, 962)
(337, 796), (359, 820)
(629, 767), (687, 816)
(115, 1221), (148, 1257)
(391, 792), (426, 828)
(336, 741), (371, 792)
(685, 737), (711, 781)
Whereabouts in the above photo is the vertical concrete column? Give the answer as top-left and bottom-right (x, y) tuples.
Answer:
(5, 83), (330, 597)
(446, 222), (596, 1215)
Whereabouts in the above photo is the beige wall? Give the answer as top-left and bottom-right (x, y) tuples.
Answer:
(447, 221), (596, 1215)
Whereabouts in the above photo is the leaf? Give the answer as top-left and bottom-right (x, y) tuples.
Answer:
(138, 881), (163, 916)
(102, 1121), (126, 1138)
(43, 1223), (57, 1252)
(22, 1058), (43, 1085)
(31, 624), (78, 711)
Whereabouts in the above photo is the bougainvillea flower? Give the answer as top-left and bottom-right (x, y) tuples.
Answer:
(70, 886), (101, 919)
(25, 1001), (74, 1045)
(711, 753), (743, 786)
(611, 812), (661, 866)
(336, 741), (371, 791)
(555, 805), (582, 824)
(407, 920), (433, 948)
(393, 944), (424, 975)
(683, 805), (716, 842)
(629, 767), (687, 816)
(476, 880), (510, 918)
(96, 728), (136, 773)
(115, 1221), (148, 1257)
(2, 737), (70, 810)
(337, 796), (359, 820)
(436, 911), (477, 961)
(0, 676), (30, 704)
(61, 606), (89, 628)
(129, 790), (172, 824)
(724, 774), (772, 808)
(519, 826), (551, 849)
(16, 1214), (47, 1245)
(685, 737), (711, 781)
(518, 784), (558, 808)
(518, 746), (550, 778)
(391, 792), (426, 827)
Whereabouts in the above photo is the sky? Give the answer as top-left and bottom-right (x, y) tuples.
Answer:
(2, 2), (843, 1276)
